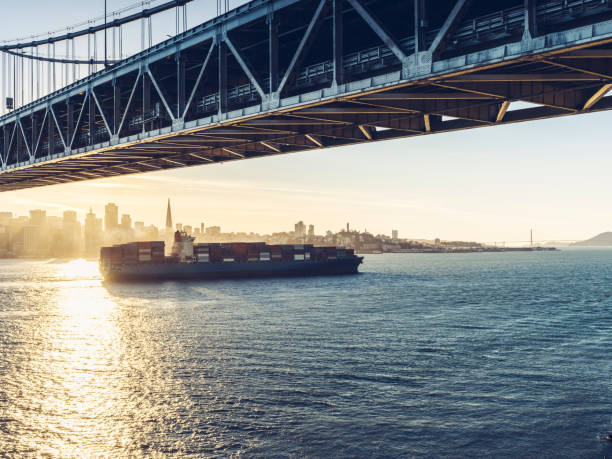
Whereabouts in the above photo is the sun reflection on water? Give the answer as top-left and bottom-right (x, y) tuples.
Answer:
(22, 260), (141, 456)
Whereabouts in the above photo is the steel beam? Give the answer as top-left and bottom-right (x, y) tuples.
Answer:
(583, 83), (612, 110)
(429, 0), (471, 55)
(277, 0), (329, 96)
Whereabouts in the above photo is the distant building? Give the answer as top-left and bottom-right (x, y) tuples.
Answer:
(308, 224), (315, 238)
(62, 211), (81, 257)
(121, 214), (132, 230)
(63, 211), (77, 223)
(206, 226), (221, 236)
(392, 230), (398, 240)
(295, 221), (306, 238)
(105, 203), (119, 232)
(29, 210), (47, 227)
(0, 212), (11, 226)
(85, 208), (103, 256)
(166, 199), (173, 230)
(176, 223), (183, 231)
(200, 223), (205, 234)
(184, 225), (192, 235)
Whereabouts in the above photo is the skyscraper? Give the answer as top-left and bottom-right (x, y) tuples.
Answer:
(85, 208), (103, 256)
(166, 199), (173, 230)
(121, 214), (132, 230)
(105, 203), (119, 232)
(294, 221), (306, 238)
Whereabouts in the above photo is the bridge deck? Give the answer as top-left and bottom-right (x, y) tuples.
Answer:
(2, 0), (612, 191)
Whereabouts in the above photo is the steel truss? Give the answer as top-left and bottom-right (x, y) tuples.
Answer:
(2, 0), (612, 191)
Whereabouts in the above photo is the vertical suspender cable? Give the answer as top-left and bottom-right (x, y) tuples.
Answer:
(65, 38), (69, 87)
(148, 16), (152, 48)
(13, 54), (16, 110)
(53, 43), (56, 92)
(30, 48), (33, 104)
(104, 0), (108, 68)
(72, 38), (76, 83)
(1, 52), (4, 115)
(88, 32), (91, 76)
(47, 44), (51, 97)
(36, 47), (39, 100)
(94, 32), (98, 73)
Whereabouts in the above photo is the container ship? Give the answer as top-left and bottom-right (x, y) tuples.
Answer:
(100, 231), (363, 281)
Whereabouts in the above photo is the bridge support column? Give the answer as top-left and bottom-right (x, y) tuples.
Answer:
(66, 99), (73, 151)
(268, 11), (279, 97)
(332, 0), (344, 90)
(31, 113), (38, 158)
(143, 72), (150, 133)
(414, 0), (426, 53)
(177, 52), (185, 118)
(523, 0), (537, 45)
(47, 107), (55, 156)
(88, 91), (95, 146)
(112, 79), (121, 142)
(218, 39), (228, 117)
(2, 127), (8, 165)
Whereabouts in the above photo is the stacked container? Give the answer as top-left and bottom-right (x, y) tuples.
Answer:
(247, 245), (260, 262)
(122, 242), (138, 263)
(270, 245), (282, 261)
(280, 245), (294, 262)
(194, 243), (210, 263)
(151, 241), (165, 262)
(209, 245), (223, 263)
(137, 242), (152, 262)
(101, 241), (358, 266)
(294, 244), (305, 261)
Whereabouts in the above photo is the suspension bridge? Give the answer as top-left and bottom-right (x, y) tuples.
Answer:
(2, 0), (612, 191)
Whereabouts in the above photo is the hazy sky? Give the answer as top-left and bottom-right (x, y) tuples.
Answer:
(1, 1), (611, 242)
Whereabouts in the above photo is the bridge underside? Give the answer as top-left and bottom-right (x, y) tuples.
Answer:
(3, 0), (612, 191)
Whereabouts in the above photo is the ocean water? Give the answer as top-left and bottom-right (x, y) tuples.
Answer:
(0, 249), (611, 458)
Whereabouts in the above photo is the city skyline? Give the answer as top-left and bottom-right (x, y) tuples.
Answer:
(0, 198), (424, 259)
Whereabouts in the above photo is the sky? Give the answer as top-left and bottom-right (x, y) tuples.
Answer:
(1, 1), (612, 243)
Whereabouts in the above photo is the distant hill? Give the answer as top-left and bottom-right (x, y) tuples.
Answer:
(573, 232), (612, 246)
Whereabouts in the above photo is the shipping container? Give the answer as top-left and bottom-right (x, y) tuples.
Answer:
(196, 253), (210, 263)
(209, 246), (223, 262)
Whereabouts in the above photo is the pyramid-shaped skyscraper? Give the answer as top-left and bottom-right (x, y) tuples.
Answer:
(165, 199), (173, 230)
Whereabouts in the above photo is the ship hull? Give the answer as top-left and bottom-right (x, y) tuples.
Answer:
(102, 258), (363, 282)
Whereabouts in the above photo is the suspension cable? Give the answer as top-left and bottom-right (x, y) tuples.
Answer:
(0, 0), (195, 51)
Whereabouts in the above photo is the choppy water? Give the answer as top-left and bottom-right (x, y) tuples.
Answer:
(0, 250), (611, 457)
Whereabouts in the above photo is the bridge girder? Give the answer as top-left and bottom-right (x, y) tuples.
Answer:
(3, 0), (612, 191)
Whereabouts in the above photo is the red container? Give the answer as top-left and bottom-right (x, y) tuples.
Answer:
(111, 246), (123, 261)
(209, 246), (223, 262)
